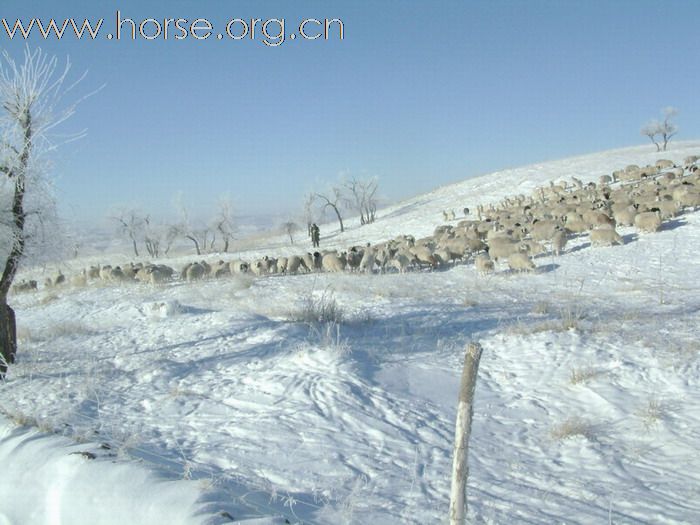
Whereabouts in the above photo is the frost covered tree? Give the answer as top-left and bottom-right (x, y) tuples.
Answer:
(173, 193), (217, 255)
(641, 107), (678, 151)
(343, 176), (378, 226)
(282, 220), (300, 244)
(0, 48), (92, 376)
(213, 196), (236, 253)
(315, 187), (345, 233)
(142, 216), (179, 258)
(111, 208), (145, 257)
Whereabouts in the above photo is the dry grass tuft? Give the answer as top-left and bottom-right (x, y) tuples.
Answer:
(559, 305), (587, 330)
(570, 366), (600, 385)
(39, 293), (60, 305)
(636, 398), (666, 429)
(550, 417), (594, 441)
(288, 288), (345, 325)
(532, 301), (551, 315)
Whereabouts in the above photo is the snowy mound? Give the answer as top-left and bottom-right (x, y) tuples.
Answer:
(146, 299), (185, 318)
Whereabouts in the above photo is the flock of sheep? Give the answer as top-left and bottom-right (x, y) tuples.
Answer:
(11, 155), (700, 294)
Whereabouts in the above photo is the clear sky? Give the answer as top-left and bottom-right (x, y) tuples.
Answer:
(2, 0), (699, 225)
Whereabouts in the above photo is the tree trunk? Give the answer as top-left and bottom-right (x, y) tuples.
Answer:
(186, 236), (201, 255)
(663, 134), (670, 151)
(449, 342), (483, 525)
(0, 302), (17, 378)
(330, 205), (344, 232)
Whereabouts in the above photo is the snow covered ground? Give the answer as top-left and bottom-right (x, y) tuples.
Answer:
(2, 142), (700, 524)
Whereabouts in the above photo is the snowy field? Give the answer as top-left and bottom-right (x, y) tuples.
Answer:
(2, 142), (700, 524)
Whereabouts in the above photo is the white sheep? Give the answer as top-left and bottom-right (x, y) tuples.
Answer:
(253, 257), (278, 275)
(590, 228), (624, 247)
(386, 253), (413, 273)
(582, 210), (615, 229)
(121, 265), (138, 280)
(519, 239), (545, 256)
(530, 219), (560, 242)
(613, 206), (637, 227)
(508, 252), (536, 272)
(276, 257), (289, 274)
(474, 253), (494, 274)
(43, 271), (65, 288)
(433, 248), (459, 267)
(655, 159), (674, 170)
(653, 200), (679, 219)
(634, 211), (662, 233)
(486, 237), (519, 262)
(134, 266), (150, 282)
(564, 216), (588, 234)
(145, 265), (171, 284)
(229, 260), (250, 274)
(286, 255), (309, 275)
(321, 252), (347, 272)
(683, 155), (699, 167)
(12, 279), (37, 293)
(99, 265), (113, 282)
(409, 245), (437, 268)
(551, 229), (567, 256)
(677, 191), (700, 210)
(359, 247), (377, 273)
(210, 260), (231, 278)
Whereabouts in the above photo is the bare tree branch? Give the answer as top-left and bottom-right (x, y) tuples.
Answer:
(315, 187), (345, 232)
(282, 220), (300, 245)
(110, 208), (144, 257)
(641, 107), (679, 152)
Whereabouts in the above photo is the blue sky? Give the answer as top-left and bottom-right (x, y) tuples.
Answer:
(2, 0), (699, 225)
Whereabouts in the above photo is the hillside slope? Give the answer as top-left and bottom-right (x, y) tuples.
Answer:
(2, 142), (700, 524)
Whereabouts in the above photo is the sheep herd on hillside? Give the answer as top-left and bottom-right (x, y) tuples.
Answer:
(11, 155), (700, 295)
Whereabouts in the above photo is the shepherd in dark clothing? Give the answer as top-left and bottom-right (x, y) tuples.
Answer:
(311, 223), (320, 248)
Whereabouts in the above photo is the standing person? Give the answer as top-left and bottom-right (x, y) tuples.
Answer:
(311, 223), (320, 248)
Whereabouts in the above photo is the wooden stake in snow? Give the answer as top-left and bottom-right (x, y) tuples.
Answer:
(449, 342), (483, 525)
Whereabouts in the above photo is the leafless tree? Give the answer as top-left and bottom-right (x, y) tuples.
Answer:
(213, 196), (236, 252)
(0, 48), (94, 376)
(641, 107), (678, 151)
(111, 207), (144, 257)
(142, 216), (178, 258)
(343, 176), (378, 226)
(315, 187), (344, 232)
(174, 193), (213, 256)
(141, 216), (159, 258)
(282, 220), (300, 244)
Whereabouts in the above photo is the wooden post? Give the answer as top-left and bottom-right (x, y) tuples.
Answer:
(449, 342), (483, 525)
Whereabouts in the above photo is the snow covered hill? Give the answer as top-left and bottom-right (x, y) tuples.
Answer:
(2, 142), (700, 524)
